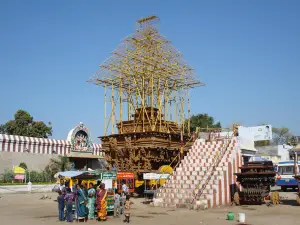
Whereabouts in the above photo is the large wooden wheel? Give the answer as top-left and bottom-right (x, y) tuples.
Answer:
(296, 194), (300, 205)
(271, 192), (280, 205)
(233, 192), (240, 205)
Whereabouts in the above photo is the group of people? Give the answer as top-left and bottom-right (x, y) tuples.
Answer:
(57, 181), (132, 223)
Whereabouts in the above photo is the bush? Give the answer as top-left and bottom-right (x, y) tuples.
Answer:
(0, 169), (14, 183)
(0, 169), (55, 183)
(25, 170), (54, 183)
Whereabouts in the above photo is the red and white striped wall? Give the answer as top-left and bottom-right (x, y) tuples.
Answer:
(155, 137), (243, 209)
(0, 134), (104, 156)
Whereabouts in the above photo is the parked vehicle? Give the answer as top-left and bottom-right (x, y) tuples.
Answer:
(276, 161), (300, 191)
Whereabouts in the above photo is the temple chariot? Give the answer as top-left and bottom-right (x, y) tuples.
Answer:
(88, 16), (204, 178)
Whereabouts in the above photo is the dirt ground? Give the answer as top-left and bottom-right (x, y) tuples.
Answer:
(1, 191), (300, 225)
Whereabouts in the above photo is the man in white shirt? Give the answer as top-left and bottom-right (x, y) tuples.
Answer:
(122, 182), (129, 195)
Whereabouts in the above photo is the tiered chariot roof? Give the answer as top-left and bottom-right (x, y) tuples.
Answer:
(88, 15), (204, 96)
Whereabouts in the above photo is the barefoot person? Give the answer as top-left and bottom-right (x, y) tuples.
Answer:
(123, 195), (132, 223)
(64, 188), (74, 223)
(57, 190), (65, 221)
(96, 183), (108, 221)
(75, 184), (87, 221)
(114, 192), (121, 218)
(87, 183), (96, 220)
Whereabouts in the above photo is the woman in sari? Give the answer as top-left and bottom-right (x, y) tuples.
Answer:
(87, 183), (96, 219)
(96, 183), (107, 221)
(75, 184), (87, 221)
(64, 188), (74, 223)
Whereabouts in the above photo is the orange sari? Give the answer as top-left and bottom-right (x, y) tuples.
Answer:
(96, 189), (107, 220)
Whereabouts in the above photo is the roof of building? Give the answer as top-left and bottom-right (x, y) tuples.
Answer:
(255, 145), (279, 156)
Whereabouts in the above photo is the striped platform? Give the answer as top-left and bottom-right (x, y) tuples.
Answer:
(155, 137), (242, 209)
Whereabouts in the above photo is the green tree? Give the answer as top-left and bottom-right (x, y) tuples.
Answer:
(288, 136), (298, 147)
(0, 124), (6, 134)
(19, 162), (28, 170)
(186, 113), (221, 133)
(1, 110), (52, 138)
(272, 127), (292, 145)
(44, 156), (71, 180)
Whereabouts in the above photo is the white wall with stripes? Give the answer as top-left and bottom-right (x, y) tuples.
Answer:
(0, 134), (104, 156)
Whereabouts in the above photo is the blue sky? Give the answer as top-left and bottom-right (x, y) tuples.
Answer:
(0, 0), (299, 142)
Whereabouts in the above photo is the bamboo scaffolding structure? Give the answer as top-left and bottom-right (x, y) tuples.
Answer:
(88, 16), (204, 136)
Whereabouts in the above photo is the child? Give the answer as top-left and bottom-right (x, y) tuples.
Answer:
(123, 195), (132, 223)
(113, 192), (120, 218)
(57, 190), (65, 221)
(64, 188), (74, 222)
(120, 192), (126, 215)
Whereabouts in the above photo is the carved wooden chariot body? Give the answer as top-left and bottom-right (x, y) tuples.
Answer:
(100, 107), (191, 172)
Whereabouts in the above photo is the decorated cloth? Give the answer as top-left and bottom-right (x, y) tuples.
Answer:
(96, 189), (108, 221)
(75, 188), (87, 219)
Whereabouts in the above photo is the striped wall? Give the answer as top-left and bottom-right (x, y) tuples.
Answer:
(0, 134), (104, 157)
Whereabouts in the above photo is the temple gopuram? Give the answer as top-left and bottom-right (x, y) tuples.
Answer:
(66, 123), (105, 170)
(88, 16), (204, 174)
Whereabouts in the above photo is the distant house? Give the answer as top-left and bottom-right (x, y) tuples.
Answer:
(255, 145), (292, 164)
(289, 143), (300, 159)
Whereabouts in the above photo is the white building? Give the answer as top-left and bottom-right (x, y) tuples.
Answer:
(255, 144), (292, 164)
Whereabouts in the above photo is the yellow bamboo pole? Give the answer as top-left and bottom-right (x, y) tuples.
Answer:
(151, 73), (154, 131)
(128, 84), (131, 121)
(111, 82), (115, 134)
(104, 83), (107, 136)
(142, 75), (145, 132)
(180, 88), (184, 133)
(165, 80), (169, 133)
(134, 83), (139, 132)
(187, 89), (191, 136)
(175, 89), (178, 124)
(120, 79), (123, 134)
(158, 78), (161, 132)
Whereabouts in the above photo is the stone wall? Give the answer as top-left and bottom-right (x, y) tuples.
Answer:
(0, 151), (57, 172)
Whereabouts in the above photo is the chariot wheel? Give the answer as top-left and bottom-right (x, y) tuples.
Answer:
(233, 192), (240, 205)
(271, 192), (280, 205)
(296, 194), (300, 205)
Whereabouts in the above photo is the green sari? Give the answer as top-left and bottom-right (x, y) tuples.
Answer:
(87, 188), (96, 219)
(76, 188), (87, 219)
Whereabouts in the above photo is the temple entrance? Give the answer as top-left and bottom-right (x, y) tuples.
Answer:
(66, 123), (106, 171)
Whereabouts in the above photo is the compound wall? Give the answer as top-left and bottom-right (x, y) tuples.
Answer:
(0, 134), (104, 172)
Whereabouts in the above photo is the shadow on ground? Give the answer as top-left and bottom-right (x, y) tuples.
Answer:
(280, 200), (299, 206)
